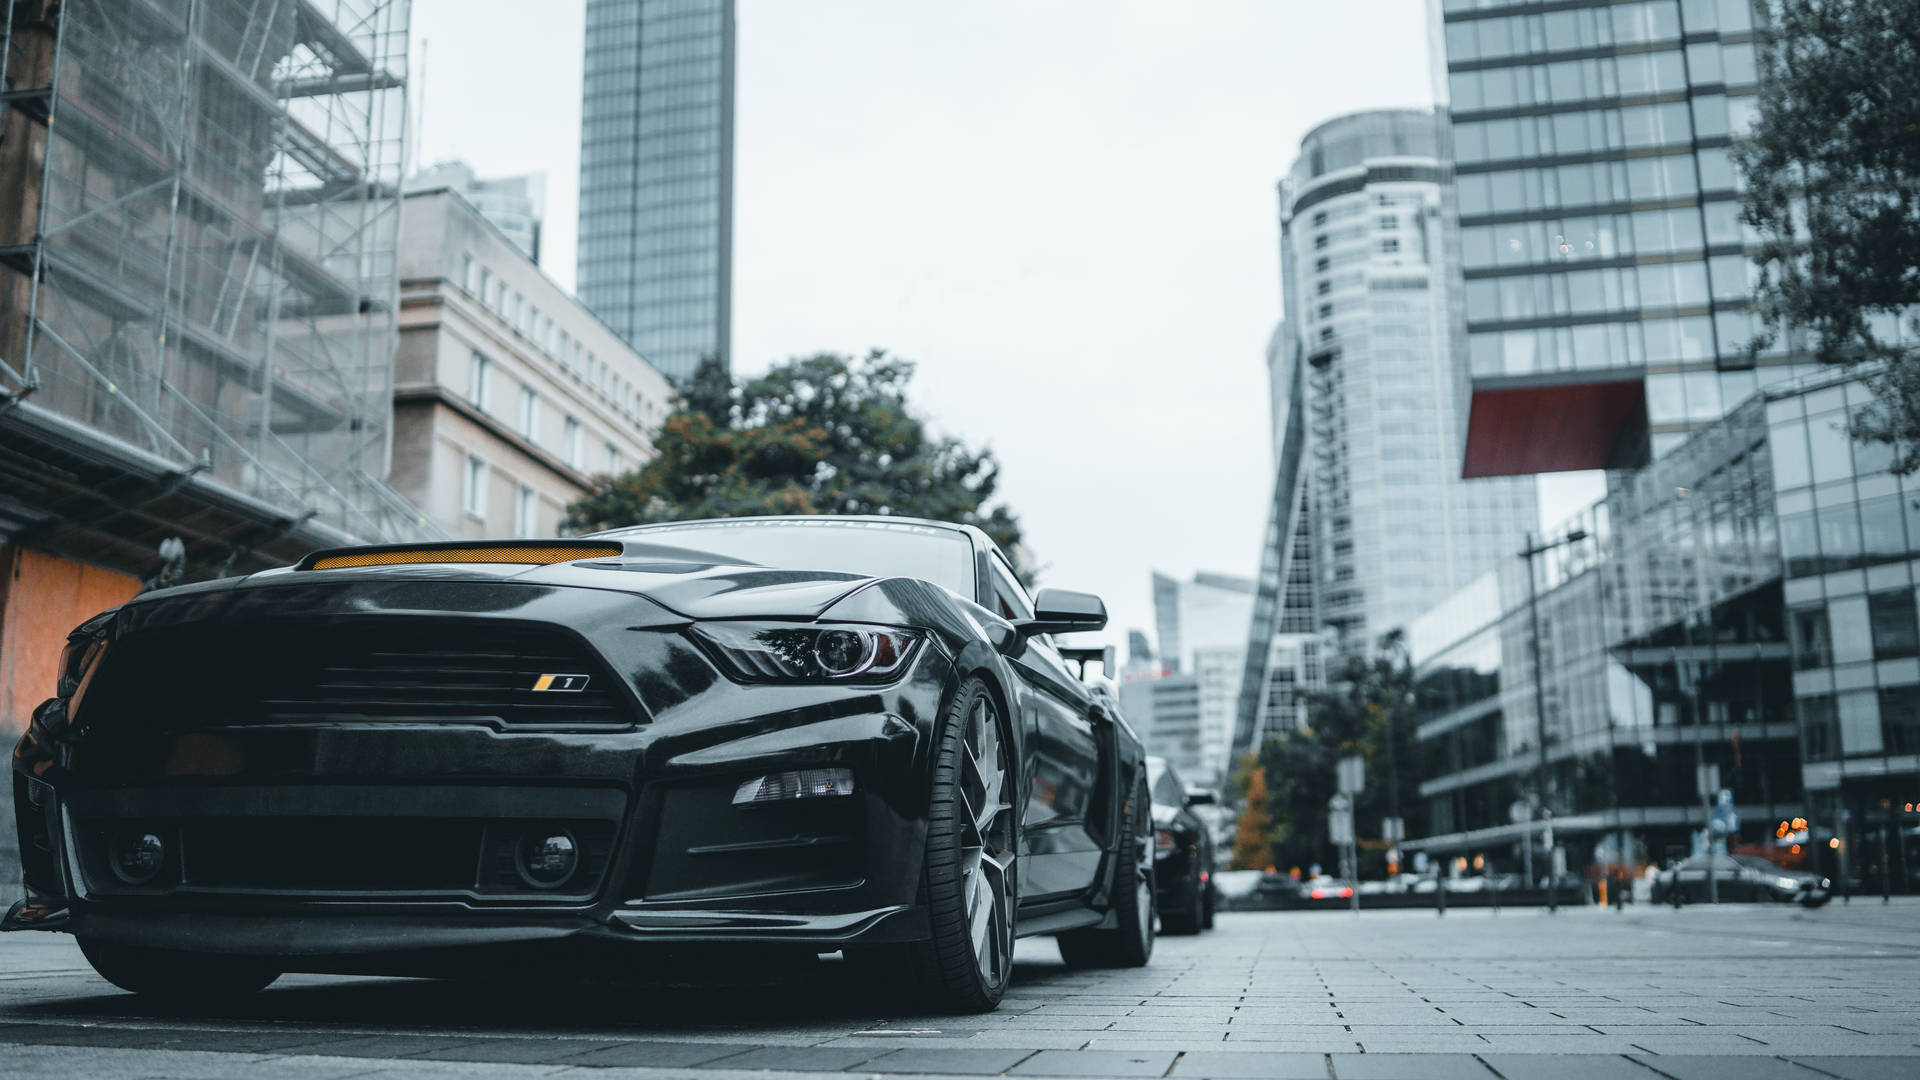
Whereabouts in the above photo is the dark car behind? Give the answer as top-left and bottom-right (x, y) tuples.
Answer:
(1147, 757), (1215, 934)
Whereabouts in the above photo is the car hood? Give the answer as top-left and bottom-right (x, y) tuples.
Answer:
(142, 555), (882, 623)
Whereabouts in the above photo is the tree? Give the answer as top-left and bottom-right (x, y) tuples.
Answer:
(1248, 630), (1419, 876)
(563, 351), (1026, 557)
(1736, 0), (1920, 468)
(1229, 756), (1275, 871)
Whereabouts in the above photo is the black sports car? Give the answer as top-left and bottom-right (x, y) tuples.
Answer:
(1146, 757), (1216, 934)
(5, 516), (1155, 1013)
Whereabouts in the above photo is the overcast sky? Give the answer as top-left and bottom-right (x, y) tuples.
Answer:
(410, 0), (1604, 652)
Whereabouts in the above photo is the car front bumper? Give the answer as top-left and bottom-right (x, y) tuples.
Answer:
(13, 695), (953, 963)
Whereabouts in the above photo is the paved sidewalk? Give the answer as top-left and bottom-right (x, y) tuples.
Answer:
(1, 903), (1918, 1077)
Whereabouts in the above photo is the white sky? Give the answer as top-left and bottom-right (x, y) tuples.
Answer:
(410, 0), (1606, 652)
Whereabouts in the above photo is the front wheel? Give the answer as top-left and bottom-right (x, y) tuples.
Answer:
(847, 678), (1015, 1013)
(79, 939), (279, 998)
(1057, 777), (1154, 968)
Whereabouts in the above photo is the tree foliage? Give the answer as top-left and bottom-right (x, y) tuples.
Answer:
(1229, 755), (1275, 872)
(1244, 631), (1419, 875)
(1736, 0), (1920, 468)
(562, 352), (1026, 557)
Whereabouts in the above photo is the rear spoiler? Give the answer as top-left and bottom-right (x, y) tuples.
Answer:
(296, 539), (623, 571)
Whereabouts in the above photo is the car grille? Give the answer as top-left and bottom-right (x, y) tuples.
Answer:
(83, 620), (634, 727)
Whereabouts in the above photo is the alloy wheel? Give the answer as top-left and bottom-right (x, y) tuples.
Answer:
(958, 697), (1015, 988)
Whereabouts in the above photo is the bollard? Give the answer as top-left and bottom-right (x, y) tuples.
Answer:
(1436, 873), (1447, 918)
(1488, 859), (1499, 916)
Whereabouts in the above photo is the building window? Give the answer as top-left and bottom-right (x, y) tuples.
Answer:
(1379, 237), (1401, 253)
(467, 352), (491, 412)
(1314, 233), (1330, 250)
(464, 455), (489, 520)
(1868, 590), (1919, 660)
(1838, 689), (1884, 757)
(518, 385), (537, 440)
(1829, 596), (1873, 666)
(1791, 605), (1832, 670)
(564, 417), (582, 469)
(515, 485), (538, 536)
(478, 267), (492, 305)
(1801, 695), (1838, 761)
(462, 254), (480, 294)
(605, 441), (618, 475)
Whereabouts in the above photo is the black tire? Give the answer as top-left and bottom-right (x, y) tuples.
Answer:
(1159, 871), (1203, 935)
(1200, 879), (1216, 930)
(847, 677), (1016, 1013)
(1057, 776), (1154, 968)
(79, 939), (279, 998)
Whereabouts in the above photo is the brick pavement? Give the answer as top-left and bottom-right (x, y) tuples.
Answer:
(0, 902), (1916, 1078)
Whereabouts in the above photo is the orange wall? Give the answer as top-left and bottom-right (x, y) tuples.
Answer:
(0, 546), (141, 735)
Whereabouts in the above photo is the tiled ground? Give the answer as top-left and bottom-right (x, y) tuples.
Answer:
(0, 902), (1917, 1078)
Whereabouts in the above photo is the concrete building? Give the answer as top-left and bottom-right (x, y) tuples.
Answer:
(394, 189), (673, 538)
(1277, 109), (1539, 656)
(577, 0), (735, 381)
(1433, 0), (1795, 476)
(407, 161), (545, 264)
(0, 0), (426, 882)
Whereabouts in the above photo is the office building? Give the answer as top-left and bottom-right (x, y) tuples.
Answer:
(577, 0), (735, 382)
(394, 189), (672, 538)
(1434, 0), (1798, 476)
(1150, 571), (1321, 786)
(0, 0), (425, 881)
(1406, 367), (1919, 893)
(407, 161), (545, 263)
(1276, 109), (1538, 655)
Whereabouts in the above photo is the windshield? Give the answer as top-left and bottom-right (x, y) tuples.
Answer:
(599, 519), (976, 598)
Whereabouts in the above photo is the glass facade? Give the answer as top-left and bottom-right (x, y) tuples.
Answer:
(1770, 375), (1920, 892)
(1408, 366), (1919, 893)
(1436, 0), (1808, 473)
(577, 0), (734, 382)
(1278, 109), (1538, 655)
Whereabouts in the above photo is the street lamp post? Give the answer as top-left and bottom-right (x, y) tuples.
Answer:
(1522, 528), (1587, 916)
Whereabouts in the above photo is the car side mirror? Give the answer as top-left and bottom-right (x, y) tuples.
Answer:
(1184, 789), (1216, 807)
(1017, 587), (1108, 637)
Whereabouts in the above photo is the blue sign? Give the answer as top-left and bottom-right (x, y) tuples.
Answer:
(1710, 788), (1740, 835)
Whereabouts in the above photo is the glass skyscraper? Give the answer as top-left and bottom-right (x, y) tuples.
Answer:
(1277, 109), (1539, 655)
(1434, 0), (1800, 476)
(578, 0), (735, 382)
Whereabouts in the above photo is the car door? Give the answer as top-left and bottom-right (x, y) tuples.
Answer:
(983, 553), (1104, 900)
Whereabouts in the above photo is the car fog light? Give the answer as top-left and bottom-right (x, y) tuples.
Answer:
(733, 767), (855, 806)
(517, 830), (579, 888)
(110, 830), (165, 885)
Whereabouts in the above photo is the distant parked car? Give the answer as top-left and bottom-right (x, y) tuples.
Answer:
(1147, 757), (1216, 934)
(1651, 855), (1831, 907)
(1299, 877), (1355, 901)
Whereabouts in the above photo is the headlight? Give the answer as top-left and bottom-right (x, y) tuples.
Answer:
(693, 622), (920, 682)
(57, 638), (105, 698)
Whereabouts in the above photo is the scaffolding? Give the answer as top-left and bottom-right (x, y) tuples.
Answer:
(0, 0), (438, 574)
